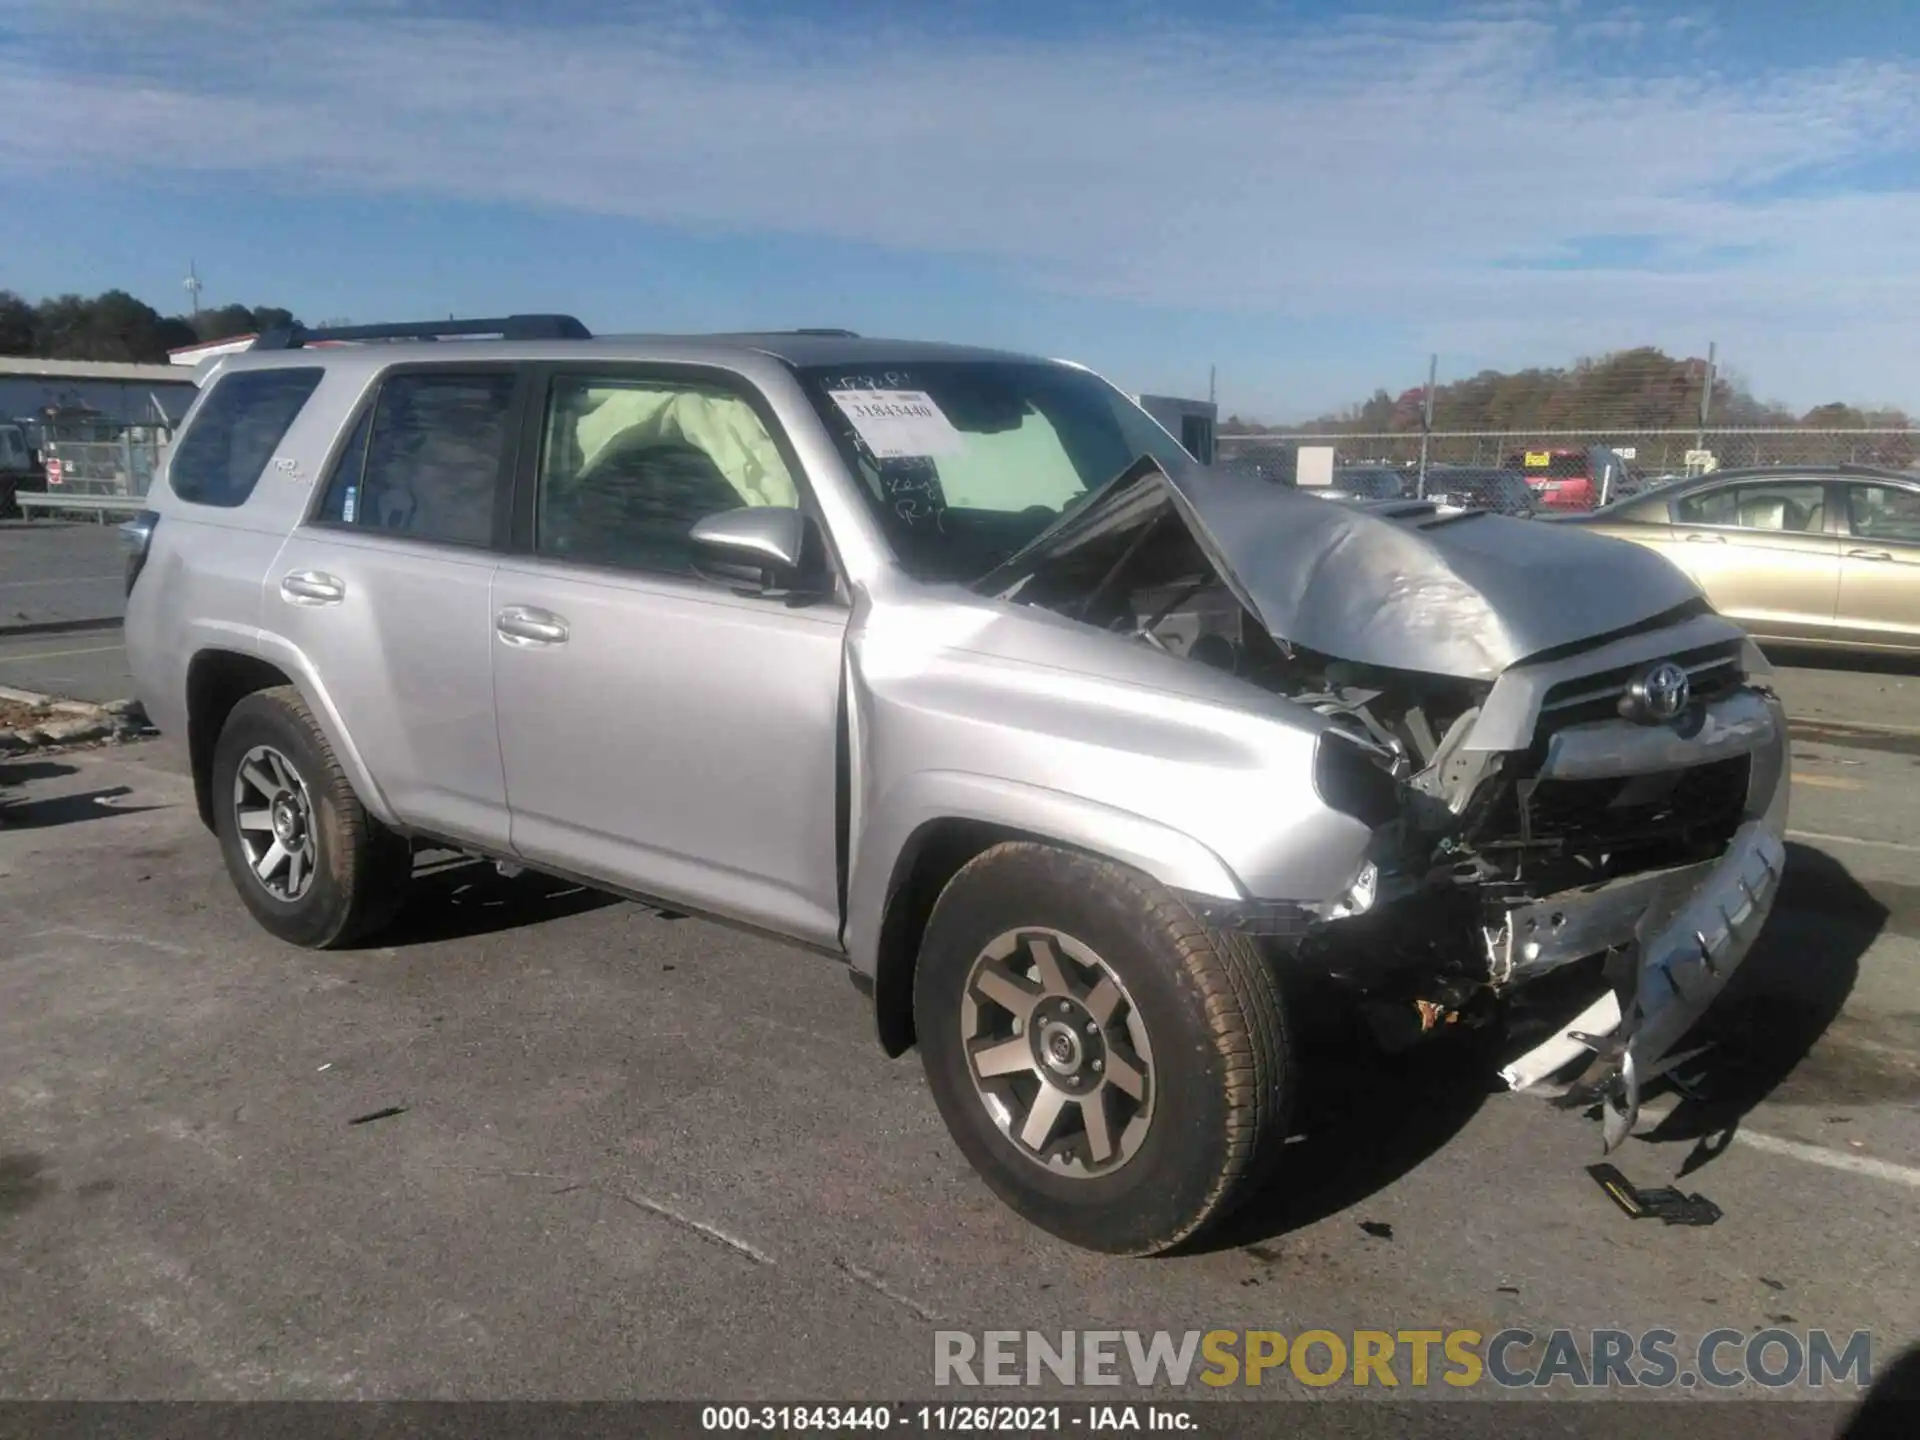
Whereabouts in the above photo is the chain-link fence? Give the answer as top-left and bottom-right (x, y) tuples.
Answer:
(1217, 427), (1919, 481)
(42, 425), (172, 497)
(1215, 344), (1917, 485)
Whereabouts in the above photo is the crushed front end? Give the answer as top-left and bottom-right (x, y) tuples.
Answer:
(1291, 622), (1790, 1149)
(978, 456), (1791, 1150)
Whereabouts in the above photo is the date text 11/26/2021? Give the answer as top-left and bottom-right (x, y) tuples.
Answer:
(700, 1405), (1195, 1432)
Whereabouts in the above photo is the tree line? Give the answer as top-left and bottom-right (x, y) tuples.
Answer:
(1226, 347), (1912, 435)
(0, 288), (303, 364)
(7, 296), (1910, 440)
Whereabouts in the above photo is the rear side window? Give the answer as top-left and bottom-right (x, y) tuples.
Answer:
(316, 371), (516, 547)
(1847, 484), (1920, 543)
(168, 367), (324, 507)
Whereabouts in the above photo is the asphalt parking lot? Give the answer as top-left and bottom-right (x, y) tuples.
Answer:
(1, 522), (1917, 1421)
(2, 679), (1917, 1418)
(0, 521), (131, 705)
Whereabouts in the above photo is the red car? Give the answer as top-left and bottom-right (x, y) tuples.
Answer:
(1504, 446), (1635, 511)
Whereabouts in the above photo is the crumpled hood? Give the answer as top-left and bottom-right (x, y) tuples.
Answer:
(977, 456), (1705, 682)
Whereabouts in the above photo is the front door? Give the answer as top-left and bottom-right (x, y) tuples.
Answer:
(490, 366), (848, 948)
(270, 366), (523, 849)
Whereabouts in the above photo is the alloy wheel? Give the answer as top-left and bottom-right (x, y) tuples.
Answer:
(960, 927), (1155, 1178)
(231, 744), (318, 902)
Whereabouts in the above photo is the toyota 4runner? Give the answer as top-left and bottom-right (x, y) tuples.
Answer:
(125, 315), (1790, 1255)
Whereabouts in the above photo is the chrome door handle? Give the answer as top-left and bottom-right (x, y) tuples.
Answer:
(280, 570), (346, 605)
(1682, 533), (1725, 544)
(1846, 548), (1894, 561)
(496, 605), (569, 646)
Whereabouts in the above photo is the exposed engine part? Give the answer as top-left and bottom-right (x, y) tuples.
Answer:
(1407, 707), (1492, 812)
(1359, 978), (1493, 1053)
(1114, 566), (1487, 788)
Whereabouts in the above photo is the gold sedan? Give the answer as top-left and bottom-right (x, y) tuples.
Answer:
(1564, 465), (1920, 654)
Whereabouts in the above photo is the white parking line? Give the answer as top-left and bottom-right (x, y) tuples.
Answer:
(1569, 1093), (1920, 1189)
(0, 573), (121, 588)
(1733, 1129), (1920, 1188)
(1788, 828), (1920, 855)
(0, 643), (126, 664)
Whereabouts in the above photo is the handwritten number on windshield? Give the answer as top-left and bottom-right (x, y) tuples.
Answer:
(895, 498), (946, 531)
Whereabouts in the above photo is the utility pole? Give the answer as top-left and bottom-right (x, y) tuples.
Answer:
(1416, 353), (1437, 498)
(183, 260), (203, 321)
(1696, 340), (1717, 451)
(1208, 364), (1216, 407)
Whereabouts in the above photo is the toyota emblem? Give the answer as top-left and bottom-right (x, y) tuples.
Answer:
(1622, 661), (1691, 724)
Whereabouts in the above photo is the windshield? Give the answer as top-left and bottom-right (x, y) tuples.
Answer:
(795, 359), (1191, 582)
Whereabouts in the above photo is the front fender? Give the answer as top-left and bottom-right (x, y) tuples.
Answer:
(843, 768), (1246, 978)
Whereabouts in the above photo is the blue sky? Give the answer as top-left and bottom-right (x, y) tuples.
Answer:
(2, 0), (1917, 421)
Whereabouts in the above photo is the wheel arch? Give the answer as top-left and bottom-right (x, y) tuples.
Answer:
(186, 643), (394, 833)
(851, 773), (1247, 1057)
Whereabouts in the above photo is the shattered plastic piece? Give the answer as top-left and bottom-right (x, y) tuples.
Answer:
(1500, 990), (1623, 1092)
(1586, 1163), (1722, 1226)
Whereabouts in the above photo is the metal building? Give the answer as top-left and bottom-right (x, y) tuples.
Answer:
(1134, 394), (1217, 464)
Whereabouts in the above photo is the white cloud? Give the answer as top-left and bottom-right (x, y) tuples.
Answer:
(1573, 6), (1648, 44)
(2, 0), (1917, 408)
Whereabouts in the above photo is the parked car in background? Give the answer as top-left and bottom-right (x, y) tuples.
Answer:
(1505, 445), (1635, 510)
(125, 315), (1791, 1254)
(1328, 466), (1411, 500)
(1563, 464), (1920, 653)
(0, 421), (41, 517)
(1608, 470), (1685, 501)
(1506, 447), (1594, 508)
(1419, 466), (1538, 517)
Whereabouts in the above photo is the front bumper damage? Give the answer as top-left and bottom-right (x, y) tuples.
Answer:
(1494, 689), (1791, 1148)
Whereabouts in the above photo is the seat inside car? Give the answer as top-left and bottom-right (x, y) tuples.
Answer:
(1735, 492), (1818, 532)
(553, 434), (746, 570)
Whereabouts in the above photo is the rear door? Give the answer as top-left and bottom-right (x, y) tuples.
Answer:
(1665, 478), (1840, 639)
(1836, 480), (1920, 648)
(489, 364), (849, 947)
(269, 364), (526, 849)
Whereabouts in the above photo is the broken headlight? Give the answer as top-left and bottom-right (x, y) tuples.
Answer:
(1312, 730), (1402, 828)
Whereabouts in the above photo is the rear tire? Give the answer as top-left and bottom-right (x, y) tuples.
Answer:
(211, 686), (411, 948)
(915, 842), (1293, 1255)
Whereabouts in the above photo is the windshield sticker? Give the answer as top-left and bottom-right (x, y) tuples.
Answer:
(828, 389), (965, 459)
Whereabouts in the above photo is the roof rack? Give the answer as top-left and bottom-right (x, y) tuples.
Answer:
(252, 314), (591, 351)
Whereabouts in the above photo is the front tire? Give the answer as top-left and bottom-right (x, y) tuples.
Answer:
(915, 843), (1293, 1255)
(211, 686), (411, 949)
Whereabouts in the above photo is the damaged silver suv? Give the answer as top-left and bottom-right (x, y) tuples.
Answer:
(125, 316), (1789, 1255)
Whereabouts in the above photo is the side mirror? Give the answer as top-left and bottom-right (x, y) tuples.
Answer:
(689, 507), (829, 596)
